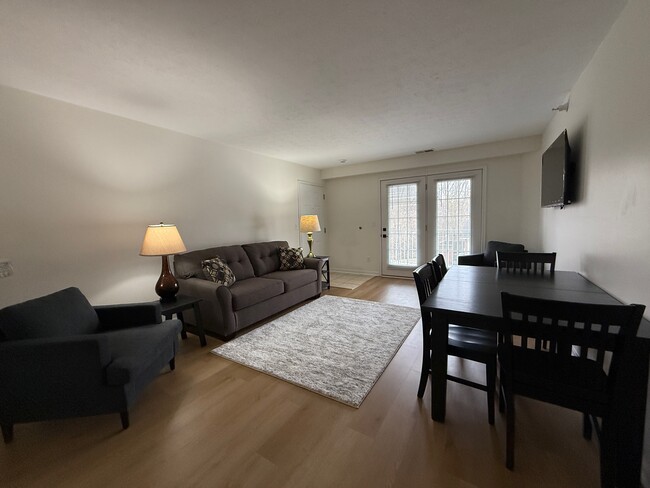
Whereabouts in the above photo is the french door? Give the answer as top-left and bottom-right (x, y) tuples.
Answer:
(381, 170), (483, 277)
(380, 177), (426, 277)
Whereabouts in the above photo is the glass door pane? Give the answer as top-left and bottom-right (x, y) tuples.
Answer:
(435, 178), (472, 265)
(427, 170), (483, 266)
(387, 183), (418, 266)
(380, 177), (425, 277)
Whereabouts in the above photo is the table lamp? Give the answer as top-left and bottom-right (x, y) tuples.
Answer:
(140, 223), (187, 302)
(299, 215), (321, 258)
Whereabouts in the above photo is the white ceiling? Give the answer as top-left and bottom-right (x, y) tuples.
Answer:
(0, 0), (627, 168)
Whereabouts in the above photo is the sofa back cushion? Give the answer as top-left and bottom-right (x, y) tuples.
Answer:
(174, 245), (255, 281)
(243, 241), (289, 276)
(0, 287), (100, 341)
(484, 241), (526, 267)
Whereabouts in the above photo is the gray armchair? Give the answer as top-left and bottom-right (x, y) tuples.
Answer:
(0, 287), (182, 443)
(458, 241), (526, 267)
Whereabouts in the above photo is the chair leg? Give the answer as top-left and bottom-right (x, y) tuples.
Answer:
(582, 412), (592, 440)
(169, 357), (176, 371)
(499, 383), (505, 413)
(505, 392), (515, 470)
(599, 418), (616, 488)
(120, 411), (130, 430)
(1, 423), (14, 443)
(417, 328), (430, 398)
(486, 358), (496, 425)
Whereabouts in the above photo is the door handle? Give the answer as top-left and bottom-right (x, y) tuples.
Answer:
(382, 234), (387, 238)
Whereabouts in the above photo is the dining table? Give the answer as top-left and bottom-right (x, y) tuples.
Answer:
(420, 265), (650, 487)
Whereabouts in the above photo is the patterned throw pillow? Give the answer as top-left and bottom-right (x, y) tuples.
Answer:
(201, 256), (236, 286)
(279, 247), (305, 271)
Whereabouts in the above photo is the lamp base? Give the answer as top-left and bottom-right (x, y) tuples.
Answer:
(156, 255), (179, 303)
(307, 232), (315, 258)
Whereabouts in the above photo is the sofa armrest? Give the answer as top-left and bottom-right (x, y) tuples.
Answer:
(95, 302), (162, 330)
(304, 257), (324, 274)
(458, 253), (485, 266)
(179, 277), (236, 335)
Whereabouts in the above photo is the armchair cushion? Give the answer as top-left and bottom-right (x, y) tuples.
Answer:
(105, 322), (180, 386)
(0, 287), (99, 341)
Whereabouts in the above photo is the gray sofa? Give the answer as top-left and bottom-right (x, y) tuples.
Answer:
(173, 241), (323, 340)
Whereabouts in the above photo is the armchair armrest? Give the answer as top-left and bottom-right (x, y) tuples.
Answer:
(0, 335), (111, 390)
(458, 253), (485, 266)
(95, 302), (162, 330)
(0, 335), (113, 423)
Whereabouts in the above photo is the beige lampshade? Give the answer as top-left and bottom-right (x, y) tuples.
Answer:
(139, 223), (187, 256)
(300, 215), (321, 233)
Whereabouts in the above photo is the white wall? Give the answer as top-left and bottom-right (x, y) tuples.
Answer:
(539, 0), (650, 482)
(541, 0), (650, 315)
(0, 86), (321, 307)
(325, 152), (542, 274)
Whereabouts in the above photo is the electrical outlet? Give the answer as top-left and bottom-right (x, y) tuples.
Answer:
(0, 259), (14, 278)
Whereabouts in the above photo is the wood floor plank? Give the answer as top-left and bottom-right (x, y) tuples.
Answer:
(0, 277), (601, 487)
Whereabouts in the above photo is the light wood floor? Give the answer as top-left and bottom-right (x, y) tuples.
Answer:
(1, 277), (600, 487)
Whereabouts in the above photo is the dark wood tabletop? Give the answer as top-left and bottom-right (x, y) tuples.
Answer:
(420, 265), (649, 487)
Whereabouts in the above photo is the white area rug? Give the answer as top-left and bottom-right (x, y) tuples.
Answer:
(212, 295), (420, 407)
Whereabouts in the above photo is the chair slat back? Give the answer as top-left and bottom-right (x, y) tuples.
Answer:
(497, 251), (557, 275)
(432, 254), (448, 280)
(501, 292), (645, 392)
(413, 263), (438, 305)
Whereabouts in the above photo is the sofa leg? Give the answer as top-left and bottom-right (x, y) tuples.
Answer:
(1, 423), (14, 443)
(169, 358), (176, 371)
(120, 411), (130, 430)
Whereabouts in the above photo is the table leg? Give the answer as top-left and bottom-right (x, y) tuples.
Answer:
(192, 302), (207, 347)
(431, 312), (449, 422)
(177, 311), (188, 339)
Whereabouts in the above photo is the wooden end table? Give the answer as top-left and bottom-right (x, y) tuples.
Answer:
(316, 256), (330, 290)
(160, 295), (207, 347)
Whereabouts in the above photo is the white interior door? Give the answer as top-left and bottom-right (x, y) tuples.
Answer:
(298, 181), (327, 257)
(380, 177), (426, 277)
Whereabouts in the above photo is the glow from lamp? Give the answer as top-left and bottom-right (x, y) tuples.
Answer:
(299, 215), (321, 258)
(140, 223), (187, 302)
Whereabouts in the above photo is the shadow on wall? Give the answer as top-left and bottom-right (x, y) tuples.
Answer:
(569, 118), (587, 204)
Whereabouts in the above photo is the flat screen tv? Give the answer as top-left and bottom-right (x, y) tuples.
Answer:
(541, 129), (573, 208)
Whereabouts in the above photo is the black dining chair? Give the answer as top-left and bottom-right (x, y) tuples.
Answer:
(496, 251), (556, 275)
(413, 263), (498, 424)
(431, 254), (448, 282)
(499, 292), (645, 486)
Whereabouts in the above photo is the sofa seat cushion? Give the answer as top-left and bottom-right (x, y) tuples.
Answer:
(263, 269), (317, 292)
(104, 322), (180, 386)
(230, 277), (284, 311)
(0, 287), (99, 341)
